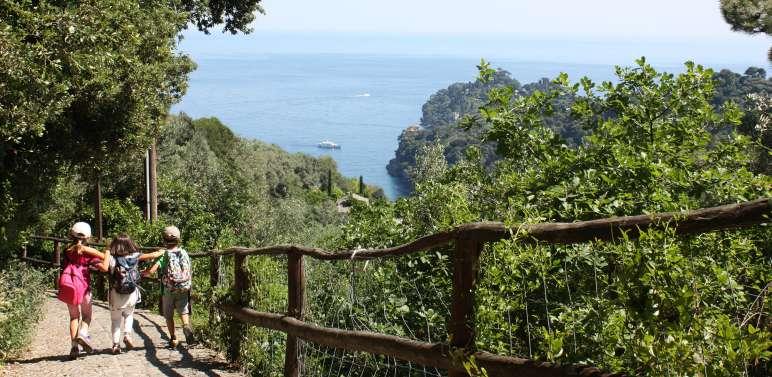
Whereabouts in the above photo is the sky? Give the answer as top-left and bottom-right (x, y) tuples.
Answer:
(248, 0), (757, 37)
(179, 0), (771, 66)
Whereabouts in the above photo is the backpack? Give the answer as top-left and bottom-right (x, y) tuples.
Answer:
(111, 255), (141, 295)
(162, 248), (192, 293)
(57, 249), (90, 305)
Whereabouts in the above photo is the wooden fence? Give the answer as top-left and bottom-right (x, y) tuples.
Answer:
(22, 198), (770, 377)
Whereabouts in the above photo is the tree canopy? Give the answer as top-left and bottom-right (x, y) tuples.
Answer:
(719, 0), (772, 60)
(0, 0), (260, 251)
(344, 59), (771, 375)
(389, 63), (771, 192)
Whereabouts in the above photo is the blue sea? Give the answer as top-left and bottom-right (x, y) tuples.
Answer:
(172, 34), (767, 198)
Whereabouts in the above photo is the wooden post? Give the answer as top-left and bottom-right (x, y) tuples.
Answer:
(53, 240), (61, 266)
(227, 253), (248, 361)
(284, 252), (305, 377)
(94, 177), (106, 300)
(21, 245), (27, 259)
(449, 238), (482, 377)
(326, 169), (332, 197)
(210, 253), (221, 290)
(149, 141), (158, 222)
(209, 253), (222, 328)
(94, 177), (103, 240)
(53, 240), (62, 289)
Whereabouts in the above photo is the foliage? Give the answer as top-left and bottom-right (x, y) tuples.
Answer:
(386, 68), (522, 185)
(0, 0), (266, 257)
(11, 114), (371, 374)
(191, 117), (238, 160)
(389, 64), (771, 194)
(0, 265), (50, 360)
(719, 0), (772, 60)
(339, 59), (772, 375)
(0, 0), (194, 254)
(720, 0), (771, 34)
(178, 0), (265, 34)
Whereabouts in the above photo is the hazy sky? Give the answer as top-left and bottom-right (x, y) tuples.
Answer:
(179, 0), (770, 66)
(249, 0), (756, 38)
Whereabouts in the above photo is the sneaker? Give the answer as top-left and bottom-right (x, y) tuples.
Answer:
(183, 326), (196, 346)
(68, 345), (79, 360)
(123, 336), (134, 350)
(168, 338), (179, 349)
(75, 334), (93, 353)
(111, 344), (122, 354)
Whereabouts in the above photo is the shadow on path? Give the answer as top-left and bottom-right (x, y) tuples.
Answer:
(133, 312), (228, 377)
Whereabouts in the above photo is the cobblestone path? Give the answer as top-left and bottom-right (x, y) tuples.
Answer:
(2, 293), (242, 377)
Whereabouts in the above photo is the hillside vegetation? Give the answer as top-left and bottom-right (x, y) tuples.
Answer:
(17, 114), (373, 253)
(341, 59), (771, 376)
(388, 65), (772, 189)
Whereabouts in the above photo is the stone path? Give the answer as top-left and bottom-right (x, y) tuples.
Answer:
(2, 293), (242, 377)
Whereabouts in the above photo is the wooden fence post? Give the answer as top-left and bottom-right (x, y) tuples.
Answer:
(449, 238), (482, 377)
(228, 253), (248, 362)
(209, 253), (221, 328)
(53, 240), (61, 267)
(284, 252), (306, 377)
(53, 240), (62, 289)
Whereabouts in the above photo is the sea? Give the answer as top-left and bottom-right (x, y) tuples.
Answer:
(172, 33), (768, 199)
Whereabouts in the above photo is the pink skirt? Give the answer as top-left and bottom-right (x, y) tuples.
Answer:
(57, 272), (90, 306)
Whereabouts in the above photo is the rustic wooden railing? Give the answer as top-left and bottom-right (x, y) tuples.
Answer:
(22, 198), (771, 377)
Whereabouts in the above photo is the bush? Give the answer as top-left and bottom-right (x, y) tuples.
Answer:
(0, 265), (51, 360)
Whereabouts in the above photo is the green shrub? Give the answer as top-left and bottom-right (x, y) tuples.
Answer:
(0, 265), (50, 360)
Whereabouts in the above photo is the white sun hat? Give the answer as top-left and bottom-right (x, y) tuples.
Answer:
(69, 222), (92, 239)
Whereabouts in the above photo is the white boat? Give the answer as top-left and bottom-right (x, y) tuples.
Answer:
(317, 140), (341, 149)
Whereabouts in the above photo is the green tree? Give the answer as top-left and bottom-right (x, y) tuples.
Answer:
(180, 0), (265, 34)
(0, 0), (263, 254)
(341, 59), (771, 375)
(719, 0), (772, 60)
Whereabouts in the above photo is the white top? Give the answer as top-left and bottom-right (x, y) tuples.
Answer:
(108, 252), (141, 310)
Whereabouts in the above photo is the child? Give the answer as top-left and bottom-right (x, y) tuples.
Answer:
(106, 234), (162, 354)
(143, 225), (195, 348)
(57, 222), (110, 360)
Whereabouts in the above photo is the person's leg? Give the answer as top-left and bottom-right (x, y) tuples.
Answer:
(110, 309), (122, 345)
(178, 293), (195, 345)
(66, 304), (80, 342)
(109, 308), (122, 353)
(66, 303), (81, 359)
(123, 306), (135, 348)
(75, 292), (94, 352)
(78, 292), (92, 336)
(162, 295), (177, 345)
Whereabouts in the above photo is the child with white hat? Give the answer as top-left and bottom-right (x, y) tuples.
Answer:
(57, 221), (110, 359)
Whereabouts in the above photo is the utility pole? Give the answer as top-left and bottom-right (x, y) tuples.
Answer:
(94, 175), (105, 300)
(148, 140), (158, 222)
(94, 176), (103, 241)
(144, 149), (150, 221)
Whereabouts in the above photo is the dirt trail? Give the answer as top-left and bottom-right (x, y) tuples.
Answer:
(3, 293), (242, 377)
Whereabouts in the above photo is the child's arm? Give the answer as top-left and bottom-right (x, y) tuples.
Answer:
(139, 250), (164, 261)
(78, 244), (105, 259)
(142, 255), (163, 277)
(94, 248), (110, 272)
